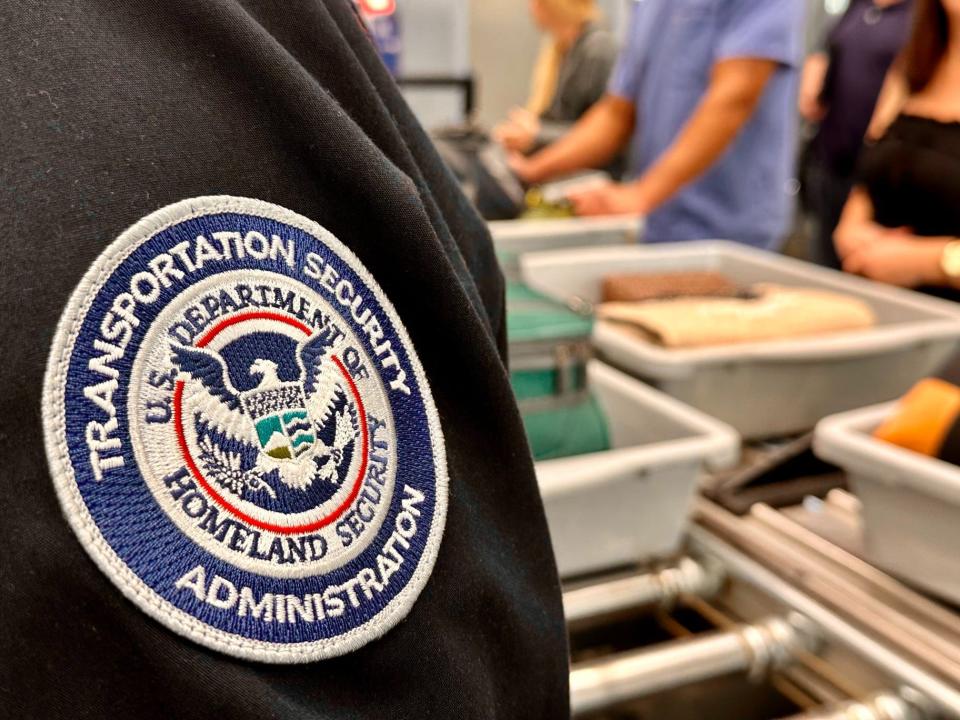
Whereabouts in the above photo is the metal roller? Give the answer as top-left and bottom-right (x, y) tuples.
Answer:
(563, 557), (726, 624)
(778, 688), (931, 720)
(689, 524), (960, 716)
(569, 613), (821, 716)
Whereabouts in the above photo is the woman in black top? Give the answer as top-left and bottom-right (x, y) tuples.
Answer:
(835, 0), (960, 295)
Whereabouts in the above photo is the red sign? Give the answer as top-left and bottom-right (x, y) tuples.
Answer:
(359, 0), (396, 17)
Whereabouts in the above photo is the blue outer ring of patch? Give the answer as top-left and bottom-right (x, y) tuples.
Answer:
(60, 210), (439, 645)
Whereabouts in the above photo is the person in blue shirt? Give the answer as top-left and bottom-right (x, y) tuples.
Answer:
(510, 0), (807, 250)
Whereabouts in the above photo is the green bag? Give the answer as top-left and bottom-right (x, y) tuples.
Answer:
(506, 282), (592, 347)
(506, 282), (609, 460)
(519, 393), (610, 462)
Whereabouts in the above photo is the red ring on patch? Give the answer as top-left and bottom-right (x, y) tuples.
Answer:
(172, 311), (369, 535)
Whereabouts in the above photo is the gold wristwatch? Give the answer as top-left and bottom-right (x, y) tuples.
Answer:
(941, 240), (960, 279)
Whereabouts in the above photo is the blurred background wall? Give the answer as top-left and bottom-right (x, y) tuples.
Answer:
(397, 0), (472, 128)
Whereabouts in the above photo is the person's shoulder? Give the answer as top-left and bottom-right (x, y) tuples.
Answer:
(579, 24), (619, 59)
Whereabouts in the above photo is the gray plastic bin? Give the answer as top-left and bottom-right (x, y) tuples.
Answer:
(490, 216), (642, 281)
(521, 241), (960, 439)
(814, 403), (960, 604)
(539, 360), (738, 578)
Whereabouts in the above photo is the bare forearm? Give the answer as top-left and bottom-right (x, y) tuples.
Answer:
(798, 53), (829, 121)
(523, 95), (634, 183)
(867, 65), (907, 140)
(629, 59), (776, 211)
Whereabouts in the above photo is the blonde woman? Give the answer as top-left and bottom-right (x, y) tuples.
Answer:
(493, 0), (617, 155)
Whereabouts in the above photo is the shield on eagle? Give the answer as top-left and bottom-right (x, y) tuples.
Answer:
(242, 382), (316, 461)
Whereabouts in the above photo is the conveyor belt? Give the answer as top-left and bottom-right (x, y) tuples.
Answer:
(695, 499), (960, 695)
(564, 501), (960, 719)
(692, 502), (960, 718)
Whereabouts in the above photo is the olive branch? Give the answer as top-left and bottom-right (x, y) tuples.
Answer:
(197, 438), (277, 500)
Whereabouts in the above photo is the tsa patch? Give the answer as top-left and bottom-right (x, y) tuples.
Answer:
(43, 196), (448, 662)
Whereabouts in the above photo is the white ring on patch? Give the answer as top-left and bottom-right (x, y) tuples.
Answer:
(42, 196), (448, 663)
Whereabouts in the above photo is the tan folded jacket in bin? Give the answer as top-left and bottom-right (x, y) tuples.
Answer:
(597, 283), (876, 348)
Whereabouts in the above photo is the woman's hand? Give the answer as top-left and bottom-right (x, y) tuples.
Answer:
(568, 181), (649, 217)
(833, 187), (889, 261)
(834, 218), (891, 261)
(842, 233), (949, 288)
(493, 108), (542, 154)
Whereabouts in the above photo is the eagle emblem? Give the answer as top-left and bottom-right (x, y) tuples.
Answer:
(170, 326), (360, 500)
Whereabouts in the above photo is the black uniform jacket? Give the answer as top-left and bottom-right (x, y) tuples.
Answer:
(0, 1), (569, 717)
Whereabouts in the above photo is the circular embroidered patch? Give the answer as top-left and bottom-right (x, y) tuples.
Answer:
(43, 196), (447, 663)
